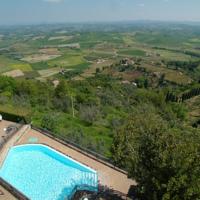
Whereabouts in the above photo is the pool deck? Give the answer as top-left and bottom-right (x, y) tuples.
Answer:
(0, 121), (136, 199)
(17, 129), (136, 195)
(0, 185), (17, 200)
(0, 120), (23, 200)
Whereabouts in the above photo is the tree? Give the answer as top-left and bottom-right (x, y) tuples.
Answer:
(96, 68), (100, 74)
(159, 74), (165, 86)
(112, 106), (200, 200)
(55, 80), (68, 98)
(79, 105), (99, 125)
(54, 80), (71, 112)
(0, 76), (16, 93)
(136, 77), (149, 88)
(41, 114), (57, 132)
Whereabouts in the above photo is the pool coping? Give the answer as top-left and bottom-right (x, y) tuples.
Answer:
(0, 124), (31, 168)
(0, 176), (30, 200)
(2, 144), (99, 200)
(13, 144), (98, 174)
(0, 124), (31, 200)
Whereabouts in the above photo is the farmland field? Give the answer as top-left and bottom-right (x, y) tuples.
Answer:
(118, 49), (146, 57)
(0, 22), (199, 84)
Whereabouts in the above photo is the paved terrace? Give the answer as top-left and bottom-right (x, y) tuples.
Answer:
(0, 120), (136, 199)
(0, 185), (17, 200)
(17, 129), (136, 195)
(0, 120), (26, 200)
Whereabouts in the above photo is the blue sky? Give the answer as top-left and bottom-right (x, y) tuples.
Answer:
(0, 0), (199, 25)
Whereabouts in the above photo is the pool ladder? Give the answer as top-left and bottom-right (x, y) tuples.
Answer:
(67, 172), (98, 200)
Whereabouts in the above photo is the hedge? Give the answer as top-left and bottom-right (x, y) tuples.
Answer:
(0, 105), (31, 124)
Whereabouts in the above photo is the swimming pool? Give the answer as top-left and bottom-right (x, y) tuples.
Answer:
(0, 144), (98, 200)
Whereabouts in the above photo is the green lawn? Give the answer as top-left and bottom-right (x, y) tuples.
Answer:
(118, 49), (146, 57)
(48, 54), (87, 68)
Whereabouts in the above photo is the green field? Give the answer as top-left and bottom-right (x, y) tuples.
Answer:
(0, 23), (199, 93)
(0, 23), (199, 83)
(118, 49), (146, 57)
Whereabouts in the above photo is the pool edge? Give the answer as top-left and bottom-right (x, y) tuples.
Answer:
(12, 144), (97, 174)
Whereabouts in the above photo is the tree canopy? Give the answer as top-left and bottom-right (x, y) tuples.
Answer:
(112, 105), (200, 200)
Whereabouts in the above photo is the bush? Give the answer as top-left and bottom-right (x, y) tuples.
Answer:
(41, 114), (58, 132)
(79, 105), (99, 125)
(0, 110), (31, 124)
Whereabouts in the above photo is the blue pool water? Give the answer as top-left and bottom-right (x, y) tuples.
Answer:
(0, 144), (98, 200)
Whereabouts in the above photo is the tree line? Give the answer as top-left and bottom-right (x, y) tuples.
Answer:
(166, 87), (200, 102)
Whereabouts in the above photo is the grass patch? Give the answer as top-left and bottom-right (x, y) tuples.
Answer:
(32, 112), (112, 157)
(73, 62), (91, 71)
(84, 52), (114, 61)
(31, 62), (50, 70)
(118, 49), (146, 57)
(0, 55), (25, 73)
(24, 71), (40, 79)
(11, 63), (32, 72)
(155, 49), (193, 61)
(48, 54), (86, 68)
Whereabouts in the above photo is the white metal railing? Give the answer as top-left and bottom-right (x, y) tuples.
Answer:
(66, 172), (98, 200)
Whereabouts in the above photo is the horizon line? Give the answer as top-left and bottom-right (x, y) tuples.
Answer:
(0, 19), (200, 27)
